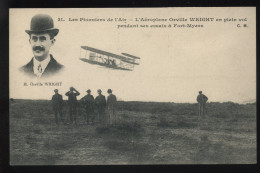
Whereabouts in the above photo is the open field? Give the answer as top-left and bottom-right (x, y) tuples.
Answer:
(10, 100), (256, 165)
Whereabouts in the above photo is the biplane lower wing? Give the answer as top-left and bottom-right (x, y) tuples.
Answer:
(120, 59), (139, 65)
(79, 58), (132, 71)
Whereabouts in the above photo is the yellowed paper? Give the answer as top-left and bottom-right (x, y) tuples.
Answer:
(9, 8), (256, 165)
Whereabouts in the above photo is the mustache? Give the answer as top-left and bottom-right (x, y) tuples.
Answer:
(33, 46), (45, 51)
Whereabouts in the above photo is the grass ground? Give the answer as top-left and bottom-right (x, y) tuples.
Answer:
(9, 100), (256, 165)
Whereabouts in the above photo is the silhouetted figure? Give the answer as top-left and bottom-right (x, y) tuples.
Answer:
(81, 89), (95, 125)
(197, 91), (208, 117)
(52, 89), (64, 125)
(104, 59), (109, 65)
(111, 60), (117, 67)
(107, 89), (117, 125)
(65, 87), (80, 124)
(95, 89), (106, 123)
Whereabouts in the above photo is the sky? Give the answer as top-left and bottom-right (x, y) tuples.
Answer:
(9, 8), (256, 103)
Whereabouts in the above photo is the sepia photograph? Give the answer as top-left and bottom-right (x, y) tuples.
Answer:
(9, 8), (256, 165)
(18, 13), (64, 78)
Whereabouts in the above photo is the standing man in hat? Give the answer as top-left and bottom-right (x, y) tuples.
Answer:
(65, 87), (80, 124)
(197, 91), (208, 117)
(20, 14), (64, 78)
(51, 89), (64, 125)
(95, 89), (106, 124)
(107, 89), (117, 125)
(80, 89), (95, 125)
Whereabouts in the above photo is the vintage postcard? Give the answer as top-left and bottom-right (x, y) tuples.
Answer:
(9, 8), (256, 165)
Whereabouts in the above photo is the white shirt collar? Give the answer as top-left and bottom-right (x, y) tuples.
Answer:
(33, 55), (51, 78)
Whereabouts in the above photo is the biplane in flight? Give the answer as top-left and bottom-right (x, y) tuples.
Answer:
(79, 46), (140, 71)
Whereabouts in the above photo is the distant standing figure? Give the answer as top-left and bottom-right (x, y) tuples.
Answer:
(65, 87), (80, 124)
(107, 89), (117, 125)
(81, 89), (95, 125)
(95, 89), (106, 123)
(52, 89), (64, 125)
(111, 60), (116, 67)
(197, 91), (208, 116)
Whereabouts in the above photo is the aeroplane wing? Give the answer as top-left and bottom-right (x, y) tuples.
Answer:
(121, 53), (140, 59)
(81, 46), (139, 65)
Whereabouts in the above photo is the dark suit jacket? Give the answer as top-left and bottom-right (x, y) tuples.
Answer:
(20, 54), (64, 78)
(52, 93), (63, 110)
(197, 94), (208, 104)
(95, 94), (106, 109)
(107, 94), (117, 108)
(81, 94), (95, 112)
(65, 91), (80, 106)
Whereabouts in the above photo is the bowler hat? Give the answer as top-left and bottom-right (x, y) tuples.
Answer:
(87, 89), (91, 93)
(107, 89), (112, 93)
(97, 89), (102, 93)
(54, 89), (58, 92)
(25, 14), (59, 36)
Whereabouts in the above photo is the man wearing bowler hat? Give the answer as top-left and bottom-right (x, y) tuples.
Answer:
(95, 89), (106, 124)
(65, 87), (80, 124)
(80, 89), (95, 125)
(20, 14), (64, 78)
(107, 89), (117, 125)
(197, 91), (208, 117)
(51, 89), (64, 125)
